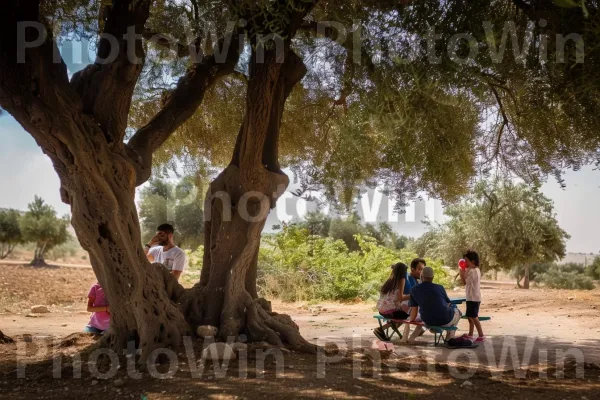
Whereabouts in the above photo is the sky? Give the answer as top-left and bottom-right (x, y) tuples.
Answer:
(1, 110), (599, 253)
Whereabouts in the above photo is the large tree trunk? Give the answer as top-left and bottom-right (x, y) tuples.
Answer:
(1, 0), (315, 358)
(183, 47), (315, 353)
(64, 146), (189, 357)
(523, 264), (530, 289)
(30, 243), (48, 266)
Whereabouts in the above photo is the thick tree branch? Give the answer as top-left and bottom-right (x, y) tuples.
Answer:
(142, 30), (192, 58)
(127, 32), (242, 185)
(70, 0), (152, 144)
(262, 50), (308, 172)
(0, 0), (82, 191)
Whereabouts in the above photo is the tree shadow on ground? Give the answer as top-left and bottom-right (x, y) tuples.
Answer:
(0, 334), (599, 399)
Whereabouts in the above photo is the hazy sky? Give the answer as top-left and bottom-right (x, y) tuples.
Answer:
(1, 112), (599, 253)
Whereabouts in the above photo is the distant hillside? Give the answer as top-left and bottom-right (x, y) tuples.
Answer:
(559, 252), (599, 266)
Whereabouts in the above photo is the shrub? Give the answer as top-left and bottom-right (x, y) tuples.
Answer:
(586, 256), (600, 280)
(257, 225), (448, 302)
(537, 263), (595, 290)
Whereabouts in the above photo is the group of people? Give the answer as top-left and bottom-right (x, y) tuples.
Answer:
(82, 225), (485, 344)
(83, 223), (188, 334)
(374, 251), (485, 343)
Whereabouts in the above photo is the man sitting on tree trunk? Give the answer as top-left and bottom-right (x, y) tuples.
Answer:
(144, 224), (187, 280)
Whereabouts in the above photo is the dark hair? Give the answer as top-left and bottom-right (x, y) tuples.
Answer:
(157, 223), (175, 234)
(410, 258), (426, 270)
(381, 263), (408, 295)
(463, 250), (480, 266)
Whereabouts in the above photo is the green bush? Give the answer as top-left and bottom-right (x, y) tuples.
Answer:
(47, 237), (83, 260)
(257, 225), (448, 302)
(180, 246), (204, 288)
(586, 256), (600, 280)
(537, 263), (595, 290)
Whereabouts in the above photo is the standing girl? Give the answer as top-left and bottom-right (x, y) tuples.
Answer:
(460, 250), (485, 342)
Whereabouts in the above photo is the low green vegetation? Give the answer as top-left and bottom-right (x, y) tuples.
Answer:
(256, 224), (447, 302)
(185, 224), (447, 302)
(586, 256), (600, 280)
(536, 263), (595, 290)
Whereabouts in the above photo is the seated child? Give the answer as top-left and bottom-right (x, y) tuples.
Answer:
(374, 262), (410, 341)
(83, 282), (110, 334)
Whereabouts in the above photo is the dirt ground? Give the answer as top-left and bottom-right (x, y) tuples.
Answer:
(1, 263), (600, 399)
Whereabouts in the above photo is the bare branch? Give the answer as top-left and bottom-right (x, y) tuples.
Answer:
(127, 32), (242, 185)
(142, 30), (192, 58)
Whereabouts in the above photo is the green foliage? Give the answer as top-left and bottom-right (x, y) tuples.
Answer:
(47, 236), (84, 261)
(138, 177), (204, 250)
(413, 179), (569, 274)
(512, 262), (551, 284)
(537, 263), (595, 290)
(586, 256), (600, 280)
(295, 213), (409, 252)
(257, 224), (447, 302)
(180, 246), (204, 288)
(19, 196), (70, 263)
(124, 0), (600, 210)
(0, 209), (23, 259)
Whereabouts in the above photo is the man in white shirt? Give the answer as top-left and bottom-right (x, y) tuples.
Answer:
(144, 223), (187, 281)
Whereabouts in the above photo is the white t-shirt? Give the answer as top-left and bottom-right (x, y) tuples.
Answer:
(465, 267), (481, 302)
(148, 246), (187, 272)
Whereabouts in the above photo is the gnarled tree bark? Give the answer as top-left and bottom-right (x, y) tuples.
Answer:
(0, 0), (239, 360)
(1, 0), (317, 358)
(183, 45), (315, 352)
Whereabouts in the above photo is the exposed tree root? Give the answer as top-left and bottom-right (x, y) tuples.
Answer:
(0, 330), (14, 344)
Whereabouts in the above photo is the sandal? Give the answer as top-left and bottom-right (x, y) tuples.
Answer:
(373, 327), (388, 341)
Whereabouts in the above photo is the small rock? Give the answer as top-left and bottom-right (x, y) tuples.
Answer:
(31, 305), (50, 314)
(568, 297), (575, 301)
(25, 314), (41, 318)
(196, 325), (218, 338)
(113, 379), (124, 388)
(592, 306), (597, 310)
(61, 323), (68, 327)
(231, 342), (247, 352)
(461, 380), (473, 388)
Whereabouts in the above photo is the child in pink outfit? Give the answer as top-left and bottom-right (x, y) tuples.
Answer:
(83, 282), (110, 334)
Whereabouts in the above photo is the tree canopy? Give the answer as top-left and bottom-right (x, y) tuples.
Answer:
(19, 196), (71, 266)
(20, 0), (598, 207)
(0, 209), (23, 259)
(127, 0), (600, 208)
(413, 178), (569, 287)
